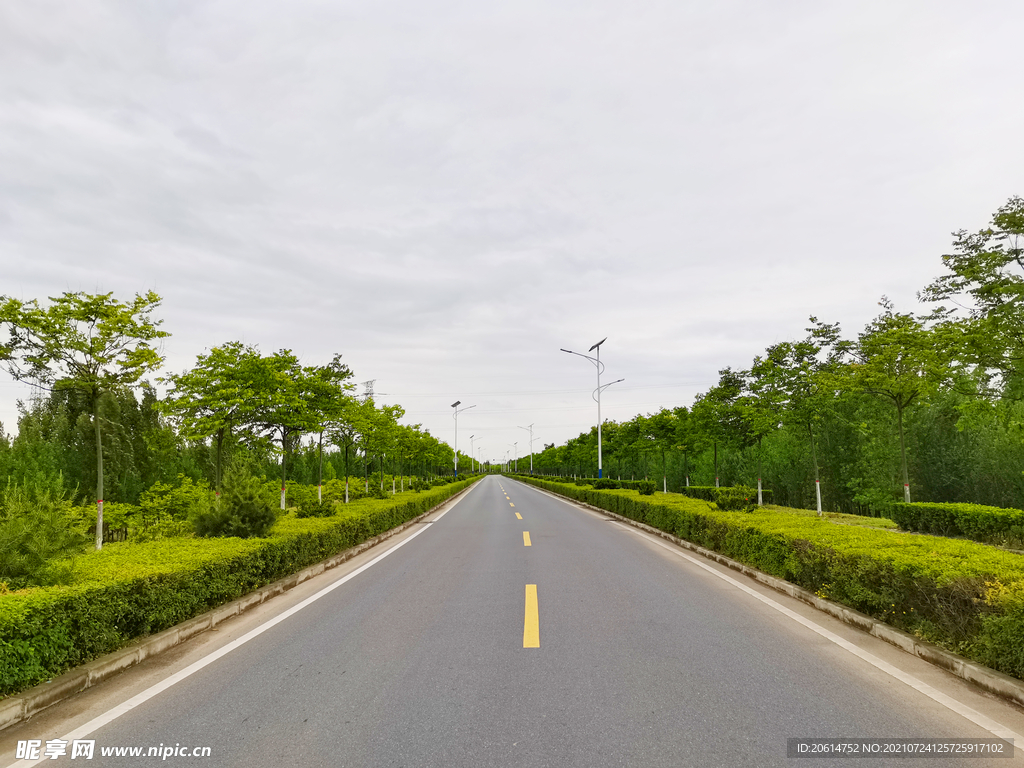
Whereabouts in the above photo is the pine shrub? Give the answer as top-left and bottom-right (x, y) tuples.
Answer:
(194, 465), (277, 538)
(296, 499), (336, 518)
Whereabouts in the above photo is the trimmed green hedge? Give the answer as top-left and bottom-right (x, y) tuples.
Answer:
(514, 476), (1024, 681)
(890, 501), (1024, 546)
(0, 478), (480, 697)
(514, 477), (774, 507)
(680, 485), (774, 506)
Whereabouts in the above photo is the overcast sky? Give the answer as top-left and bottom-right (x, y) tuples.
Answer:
(2, 1), (1022, 466)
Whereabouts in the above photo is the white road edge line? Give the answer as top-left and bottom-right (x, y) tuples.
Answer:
(4, 489), (472, 768)
(612, 520), (1023, 749)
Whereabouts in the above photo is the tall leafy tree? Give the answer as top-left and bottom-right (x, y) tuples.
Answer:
(921, 196), (1024, 396)
(773, 318), (850, 514)
(328, 396), (367, 501)
(741, 346), (788, 504)
(848, 299), (946, 503)
(0, 291), (167, 548)
(359, 401), (405, 491)
(160, 342), (266, 494)
(245, 350), (312, 509)
(303, 354), (355, 501)
(692, 367), (747, 487)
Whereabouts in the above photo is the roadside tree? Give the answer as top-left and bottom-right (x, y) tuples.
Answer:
(0, 291), (167, 548)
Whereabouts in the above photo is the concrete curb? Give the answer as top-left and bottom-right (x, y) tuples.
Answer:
(0, 483), (477, 732)
(522, 480), (1024, 710)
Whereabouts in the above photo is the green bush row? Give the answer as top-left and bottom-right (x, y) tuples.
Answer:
(890, 501), (1024, 546)
(0, 477), (480, 697)
(588, 478), (656, 494)
(511, 475), (773, 507)
(513, 476), (1024, 681)
(679, 485), (774, 507)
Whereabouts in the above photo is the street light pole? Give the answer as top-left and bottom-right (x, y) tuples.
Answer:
(451, 401), (476, 478)
(518, 423), (535, 474)
(510, 442), (518, 473)
(469, 434), (476, 472)
(561, 339), (623, 479)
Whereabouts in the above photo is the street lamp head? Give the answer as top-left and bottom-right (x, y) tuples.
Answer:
(451, 400), (461, 408)
(559, 348), (573, 354)
(589, 337), (607, 352)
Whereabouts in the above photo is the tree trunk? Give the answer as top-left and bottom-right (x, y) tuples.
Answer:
(662, 447), (666, 491)
(94, 390), (104, 551)
(280, 429), (288, 510)
(318, 430), (324, 504)
(714, 441), (719, 487)
(809, 422), (822, 516)
(757, 436), (763, 506)
(215, 428), (225, 503)
(897, 404), (911, 503)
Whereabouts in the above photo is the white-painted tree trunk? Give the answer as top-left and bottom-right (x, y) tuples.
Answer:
(663, 476), (667, 493)
(815, 480), (822, 515)
(757, 477), (763, 506)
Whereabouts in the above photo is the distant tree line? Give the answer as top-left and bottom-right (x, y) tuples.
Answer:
(0, 294), (471, 549)
(526, 197), (1024, 514)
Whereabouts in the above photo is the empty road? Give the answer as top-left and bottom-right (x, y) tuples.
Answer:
(4, 475), (1023, 767)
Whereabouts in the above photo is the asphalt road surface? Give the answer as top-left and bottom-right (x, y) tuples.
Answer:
(4, 475), (1024, 767)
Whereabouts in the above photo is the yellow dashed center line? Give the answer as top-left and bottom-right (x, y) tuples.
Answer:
(515, 512), (522, 520)
(523, 531), (531, 546)
(524, 585), (539, 648)
(510, 502), (515, 507)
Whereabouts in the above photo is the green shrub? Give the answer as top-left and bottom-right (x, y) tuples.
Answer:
(514, 476), (1024, 681)
(593, 479), (621, 490)
(0, 476), (481, 696)
(296, 499), (336, 518)
(195, 466), (278, 538)
(367, 484), (390, 500)
(139, 476), (214, 522)
(679, 485), (771, 508)
(713, 486), (757, 512)
(637, 480), (656, 496)
(0, 481), (87, 589)
(679, 485), (717, 502)
(890, 501), (1024, 546)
